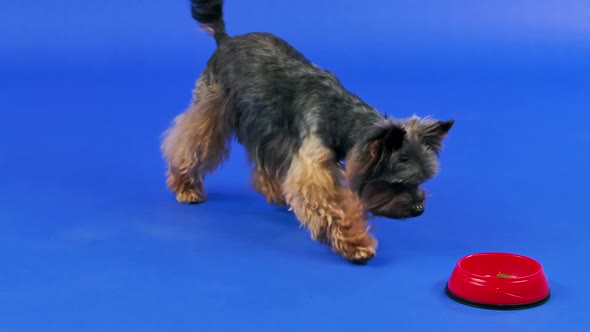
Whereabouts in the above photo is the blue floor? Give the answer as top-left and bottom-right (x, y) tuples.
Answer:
(2, 0), (590, 331)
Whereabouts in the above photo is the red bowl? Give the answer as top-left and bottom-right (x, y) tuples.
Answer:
(445, 252), (550, 309)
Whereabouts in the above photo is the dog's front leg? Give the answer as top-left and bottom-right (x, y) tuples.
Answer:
(282, 137), (377, 264)
(252, 168), (286, 206)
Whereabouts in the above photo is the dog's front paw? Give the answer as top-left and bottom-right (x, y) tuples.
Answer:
(344, 245), (376, 264)
(335, 234), (377, 264)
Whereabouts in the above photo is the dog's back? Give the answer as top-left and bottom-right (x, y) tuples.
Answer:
(208, 31), (327, 176)
(190, 1), (376, 176)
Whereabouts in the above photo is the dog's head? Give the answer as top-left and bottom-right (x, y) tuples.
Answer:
(345, 116), (454, 219)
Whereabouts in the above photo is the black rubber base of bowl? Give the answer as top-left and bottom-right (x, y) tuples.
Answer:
(445, 283), (550, 310)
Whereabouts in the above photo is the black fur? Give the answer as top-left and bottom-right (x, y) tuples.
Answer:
(206, 33), (384, 176)
(189, 0), (454, 219)
(191, 0), (228, 44)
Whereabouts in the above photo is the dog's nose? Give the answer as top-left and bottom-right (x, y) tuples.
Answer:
(411, 204), (424, 217)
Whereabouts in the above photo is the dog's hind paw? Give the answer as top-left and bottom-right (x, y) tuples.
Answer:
(175, 190), (207, 204)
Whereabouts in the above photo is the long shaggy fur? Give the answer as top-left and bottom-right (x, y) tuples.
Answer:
(252, 168), (286, 206)
(161, 0), (454, 263)
(161, 74), (233, 203)
(283, 136), (377, 262)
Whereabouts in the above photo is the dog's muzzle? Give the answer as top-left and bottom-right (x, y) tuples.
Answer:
(410, 204), (424, 217)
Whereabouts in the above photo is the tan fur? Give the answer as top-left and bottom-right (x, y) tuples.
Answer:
(282, 136), (377, 263)
(199, 25), (215, 36)
(252, 168), (286, 206)
(161, 76), (232, 203)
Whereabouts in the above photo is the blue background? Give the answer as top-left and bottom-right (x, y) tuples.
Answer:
(1, 0), (589, 331)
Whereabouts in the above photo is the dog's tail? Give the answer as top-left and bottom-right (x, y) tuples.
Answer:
(190, 0), (229, 45)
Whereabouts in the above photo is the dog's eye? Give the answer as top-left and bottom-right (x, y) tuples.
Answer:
(399, 155), (410, 163)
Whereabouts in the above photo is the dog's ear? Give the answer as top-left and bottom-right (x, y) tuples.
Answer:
(438, 119), (455, 135)
(369, 124), (406, 158)
(347, 124), (405, 192)
(420, 119), (454, 148)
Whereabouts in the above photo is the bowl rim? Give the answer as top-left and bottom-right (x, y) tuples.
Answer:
(456, 252), (544, 280)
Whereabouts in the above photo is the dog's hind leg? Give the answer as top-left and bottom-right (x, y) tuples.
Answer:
(161, 74), (232, 203)
(282, 136), (377, 264)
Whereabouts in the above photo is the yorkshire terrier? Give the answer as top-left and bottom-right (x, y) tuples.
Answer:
(161, 0), (454, 264)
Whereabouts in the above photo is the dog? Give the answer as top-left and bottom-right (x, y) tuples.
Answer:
(161, 0), (454, 264)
